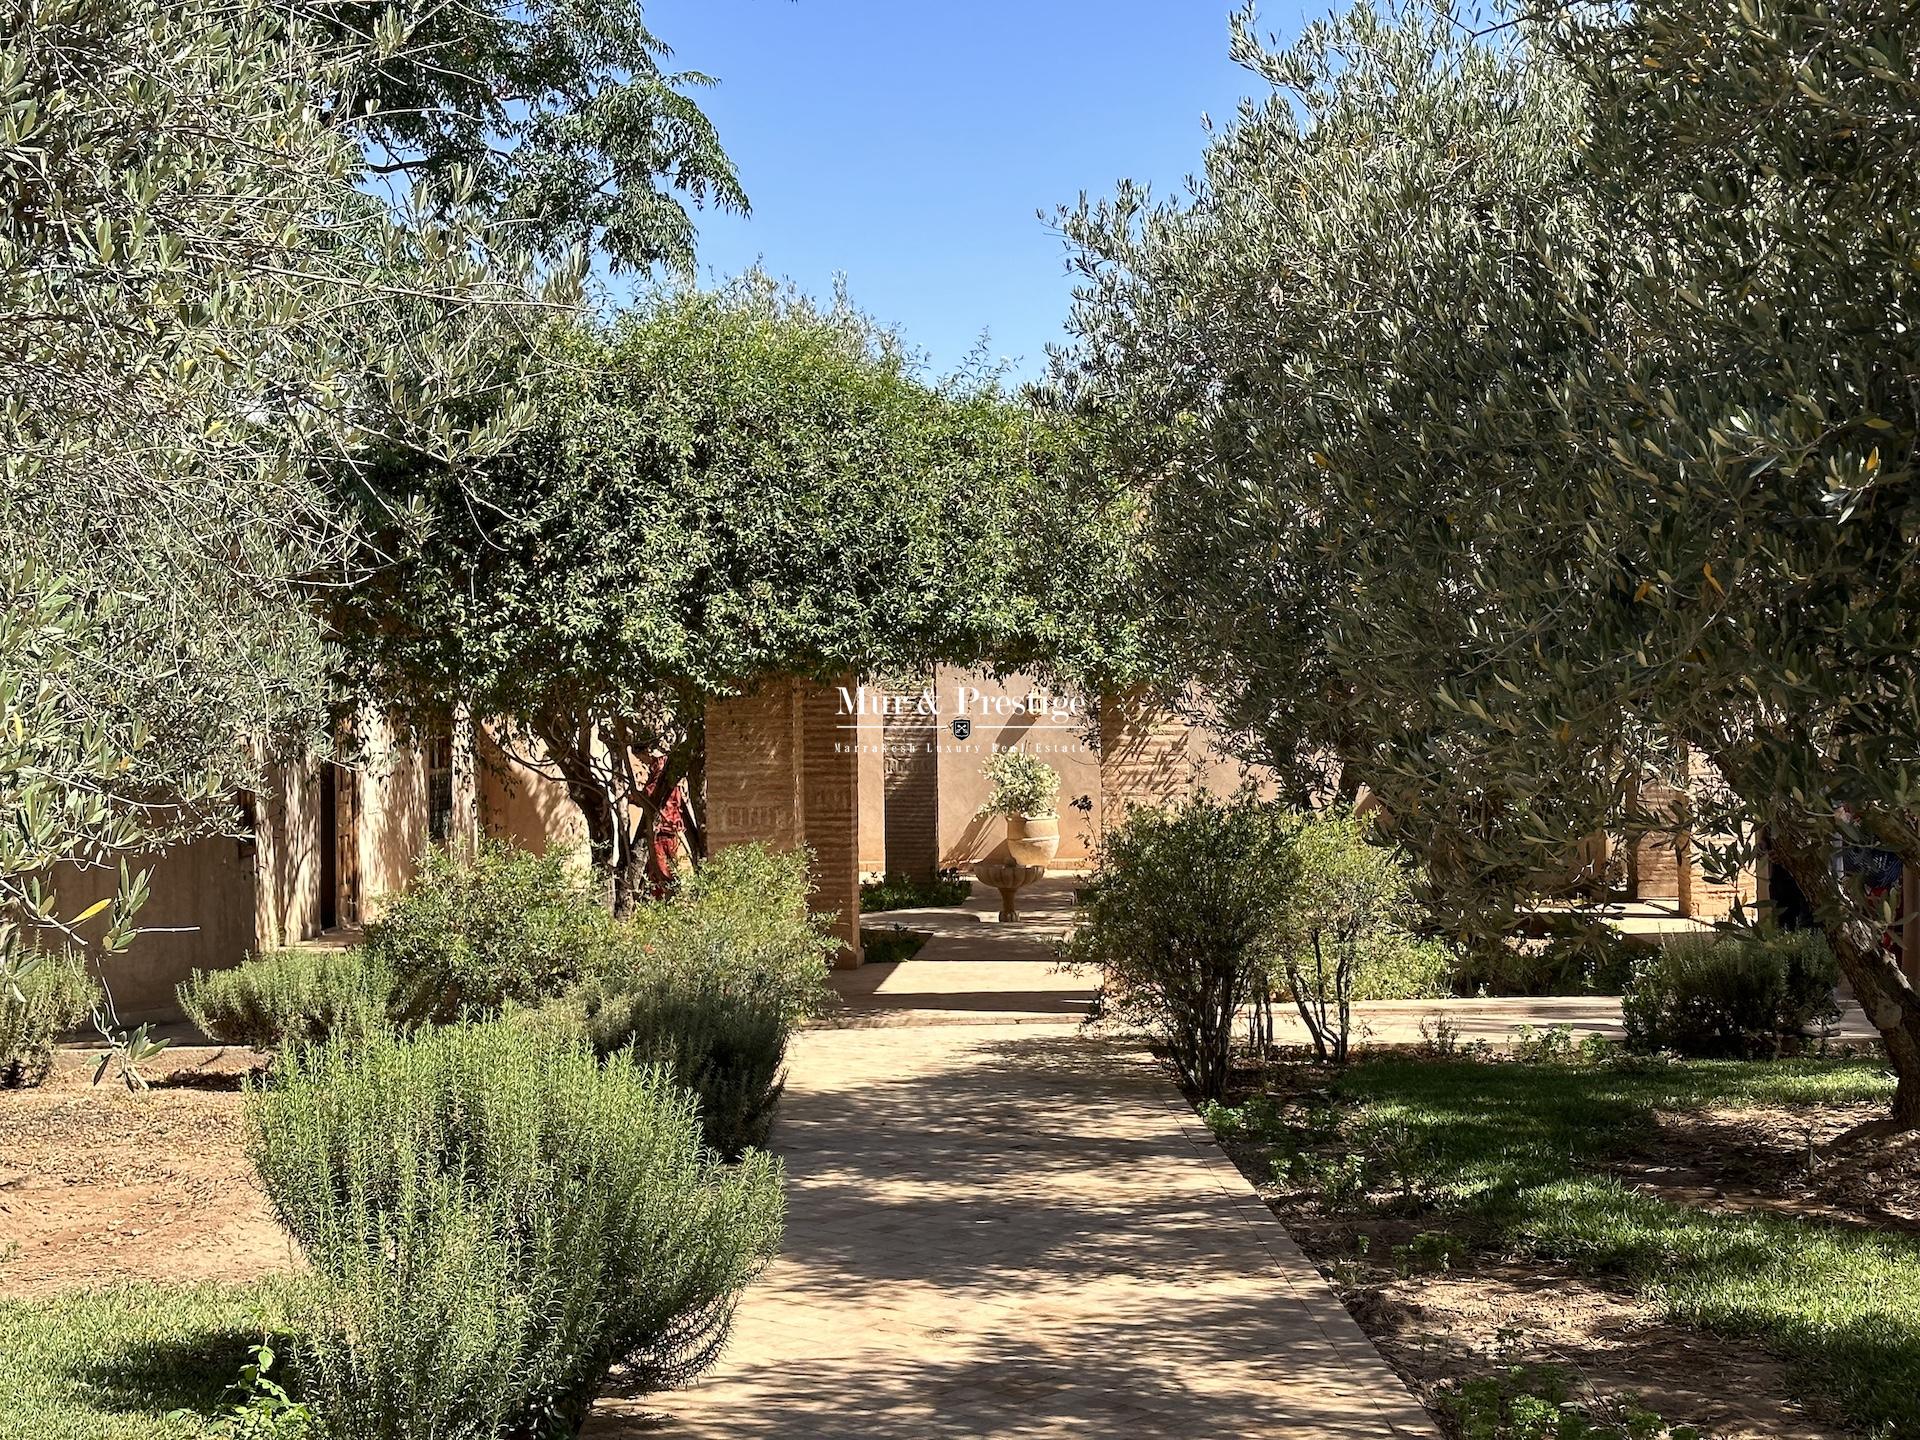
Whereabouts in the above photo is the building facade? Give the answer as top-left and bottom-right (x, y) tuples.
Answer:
(68, 674), (1908, 1020)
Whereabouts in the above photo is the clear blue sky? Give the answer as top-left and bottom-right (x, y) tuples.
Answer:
(639, 0), (1303, 380)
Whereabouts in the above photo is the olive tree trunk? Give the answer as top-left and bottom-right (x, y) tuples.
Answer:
(1768, 822), (1920, 1132)
(532, 714), (697, 918)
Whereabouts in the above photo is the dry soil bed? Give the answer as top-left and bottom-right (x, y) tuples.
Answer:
(1625, 1100), (1920, 1231)
(0, 1047), (289, 1298)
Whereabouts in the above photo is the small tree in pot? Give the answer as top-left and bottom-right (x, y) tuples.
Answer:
(979, 750), (1063, 867)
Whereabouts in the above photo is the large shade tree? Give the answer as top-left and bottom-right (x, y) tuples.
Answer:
(347, 278), (1084, 914)
(1061, 0), (1920, 1126)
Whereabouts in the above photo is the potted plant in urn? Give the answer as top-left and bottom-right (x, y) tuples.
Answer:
(979, 750), (1062, 868)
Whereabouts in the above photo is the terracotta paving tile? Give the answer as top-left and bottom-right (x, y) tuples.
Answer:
(589, 949), (1440, 1439)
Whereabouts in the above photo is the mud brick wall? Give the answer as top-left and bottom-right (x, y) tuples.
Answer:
(707, 677), (863, 966)
(1099, 688), (1253, 821)
(801, 679), (863, 965)
(882, 700), (940, 881)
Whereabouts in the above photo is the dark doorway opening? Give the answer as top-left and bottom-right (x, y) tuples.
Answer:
(319, 763), (339, 931)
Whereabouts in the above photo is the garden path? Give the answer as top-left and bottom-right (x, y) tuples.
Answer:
(589, 880), (1439, 1438)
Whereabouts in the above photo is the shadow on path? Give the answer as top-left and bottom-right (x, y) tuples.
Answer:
(591, 1014), (1437, 1439)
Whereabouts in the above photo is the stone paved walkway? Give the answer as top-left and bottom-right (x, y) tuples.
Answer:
(827, 878), (1878, 1044)
(590, 882), (1439, 1438)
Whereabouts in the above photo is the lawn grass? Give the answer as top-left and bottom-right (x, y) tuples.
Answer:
(0, 1281), (281, 1439)
(1299, 1054), (1917, 1437)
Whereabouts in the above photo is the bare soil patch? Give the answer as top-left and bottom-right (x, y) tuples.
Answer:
(1620, 1101), (1920, 1233)
(1242, 1163), (1836, 1438)
(0, 1047), (290, 1298)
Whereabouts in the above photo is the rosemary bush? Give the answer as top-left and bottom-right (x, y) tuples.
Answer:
(178, 948), (392, 1049)
(246, 1022), (782, 1439)
(0, 949), (98, 1087)
(550, 844), (833, 1156)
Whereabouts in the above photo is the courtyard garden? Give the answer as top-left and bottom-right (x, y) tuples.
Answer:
(1065, 789), (1917, 1437)
(2, 842), (827, 1437)
(7, 0), (1920, 1434)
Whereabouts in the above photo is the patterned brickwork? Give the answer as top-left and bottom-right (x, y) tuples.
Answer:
(801, 678), (863, 965)
(1628, 773), (1687, 900)
(1631, 750), (1756, 919)
(882, 696), (940, 882)
(706, 680), (805, 854)
(1098, 688), (1228, 820)
(707, 677), (863, 966)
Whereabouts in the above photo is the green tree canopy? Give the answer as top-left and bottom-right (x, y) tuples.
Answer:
(347, 277), (1088, 912)
(1061, 0), (1920, 1125)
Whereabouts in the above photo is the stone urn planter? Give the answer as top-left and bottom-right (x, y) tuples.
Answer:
(1005, 813), (1060, 869)
(973, 860), (1047, 921)
(979, 750), (1063, 872)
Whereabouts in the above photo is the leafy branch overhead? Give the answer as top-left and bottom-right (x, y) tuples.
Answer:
(2, 0), (577, 1027)
(318, 0), (747, 270)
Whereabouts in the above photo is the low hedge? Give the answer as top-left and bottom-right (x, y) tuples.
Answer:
(367, 843), (617, 1027)
(1623, 929), (1840, 1058)
(178, 948), (392, 1049)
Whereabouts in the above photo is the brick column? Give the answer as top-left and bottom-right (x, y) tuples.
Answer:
(882, 679), (940, 882)
(706, 676), (863, 967)
(801, 678), (863, 966)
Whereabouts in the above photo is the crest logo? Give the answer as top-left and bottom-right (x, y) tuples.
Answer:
(950, 717), (972, 741)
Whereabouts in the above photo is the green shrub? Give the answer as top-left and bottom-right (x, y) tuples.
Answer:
(367, 843), (614, 1026)
(858, 923), (928, 967)
(859, 868), (972, 912)
(178, 949), (392, 1049)
(578, 845), (833, 1023)
(1350, 933), (1456, 1002)
(245, 1022), (781, 1440)
(548, 845), (834, 1157)
(977, 749), (1061, 818)
(1455, 923), (1646, 997)
(569, 978), (791, 1159)
(1271, 809), (1421, 1062)
(1069, 790), (1294, 1100)
(1622, 930), (1840, 1058)
(1, 950), (99, 1087)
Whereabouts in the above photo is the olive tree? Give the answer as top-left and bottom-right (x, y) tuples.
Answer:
(2, 0), (568, 1026)
(1061, 0), (1920, 1127)
(1060, 2), (1603, 890)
